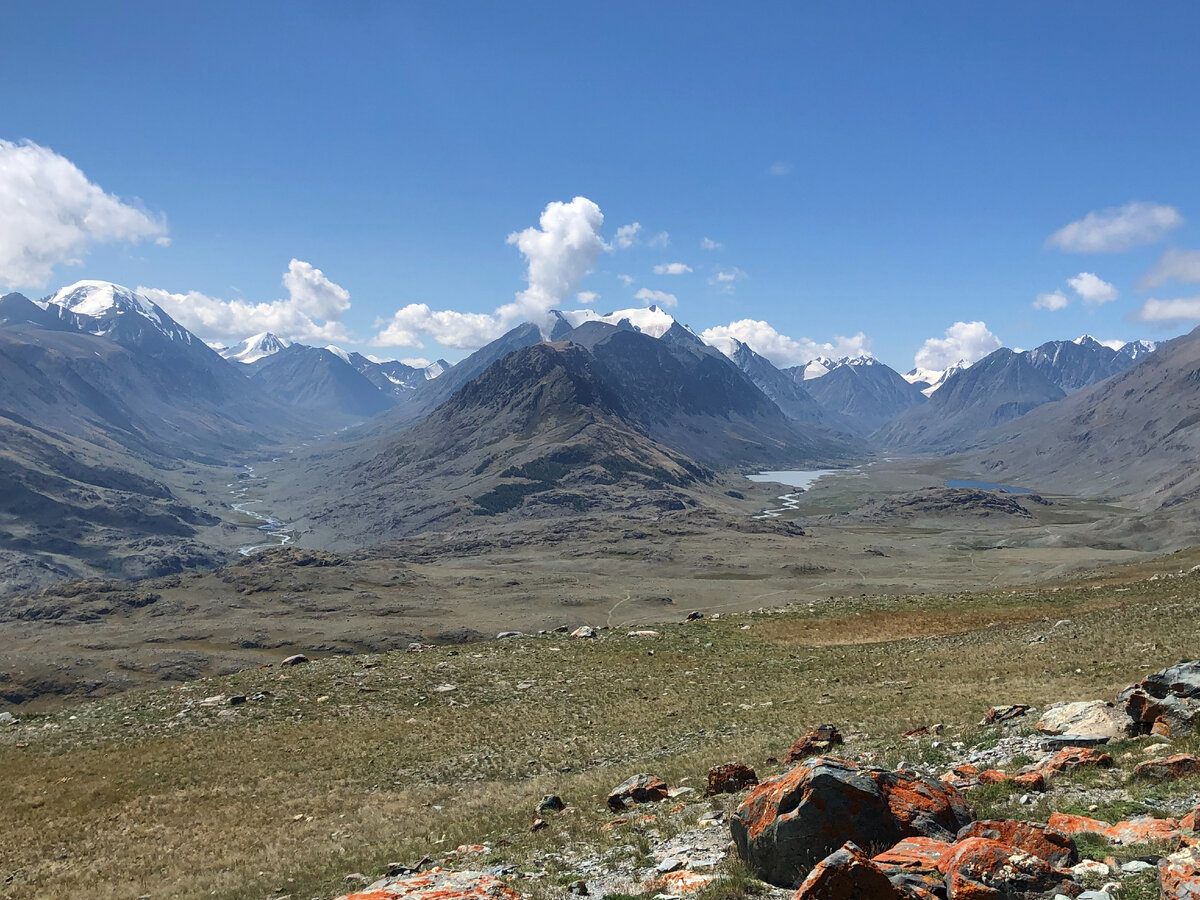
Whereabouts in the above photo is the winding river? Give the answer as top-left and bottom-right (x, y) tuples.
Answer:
(227, 464), (295, 555)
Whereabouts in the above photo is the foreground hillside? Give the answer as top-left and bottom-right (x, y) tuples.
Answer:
(3, 549), (1200, 899)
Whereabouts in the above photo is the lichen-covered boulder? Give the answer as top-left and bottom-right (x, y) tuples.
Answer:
(1119, 660), (1200, 736)
(784, 725), (844, 763)
(731, 757), (972, 887)
(337, 867), (522, 900)
(955, 820), (1077, 868)
(606, 773), (668, 811)
(939, 837), (1072, 899)
(793, 842), (903, 900)
(705, 762), (759, 796)
(1034, 746), (1114, 777)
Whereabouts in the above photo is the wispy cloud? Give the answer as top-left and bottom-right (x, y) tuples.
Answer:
(612, 222), (641, 249)
(1046, 202), (1183, 253)
(767, 161), (791, 177)
(653, 262), (692, 275)
(0, 138), (169, 290)
(701, 237), (722, 251)
(1033, 290), (1069, 311)
(1137, 248), (1200, 290)
(648, 231), (670, 248)
(634, 287), (678, 308)
(1067, 271), (1118, 306)
(1133, 295), (1200, 323)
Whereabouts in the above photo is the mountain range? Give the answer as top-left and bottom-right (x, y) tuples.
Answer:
(0, 277), (1182, 596)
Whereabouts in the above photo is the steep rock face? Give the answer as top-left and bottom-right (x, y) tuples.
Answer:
(725, 339), (832, 424)
(803, 359), (927, 436)
(1024, 336), (1134, 394)
(874, 349), (1066, 453)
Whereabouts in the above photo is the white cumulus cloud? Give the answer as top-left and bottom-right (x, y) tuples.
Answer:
(700, 318), (871, 368)
(1033, 290), (1069, 311)
(576, 291), (598, 305)
(140, 259), (351, 342)
(914, 321), (1002, 370)
(653, 262), (692, 275)
(1067, 271), (1118, 306)
(701, 237), (722, 251)
(648, 231), (670, 248)
(1133, 295), (1200, 323)
(617, 274), (634, 287)
(373, 196), (608, 348)
(1137, 248), (1200, 290)
(0, 138), (169, 290)
(634, 287), (678, 308)
(612, 222), (641, 249)
(1046, 202), (1183, 253)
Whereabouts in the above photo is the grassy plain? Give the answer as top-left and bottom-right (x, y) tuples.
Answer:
(3, 548), (1200, 899)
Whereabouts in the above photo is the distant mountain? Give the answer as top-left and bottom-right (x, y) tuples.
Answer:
(904, 360), (970, 396)
(245, 344), (396, 423)
(1024, 335), (1135, 394)
(966, 326), (1200, 511)
(0, 284), (301, 460)
(342, 352), (449, 400)
(1118, 339), (1157, 362)
(221, 332), (292, 364)
(721, 340), (837, 424)
(802, 357), (927, 436)
(875, 348), (1066, 452)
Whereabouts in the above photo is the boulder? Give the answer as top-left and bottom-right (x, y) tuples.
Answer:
(793, 842), (903, 900)
(956, 820), (1077, 867)
(607, 774), (668, 811)
(1034, 747), (1114, 777)
(569, 626), (596, 639)
(1160, 846), (1200, 900)
(939, 837), (1072, 899)
(785, 725), (844, 763)
(982, 704), (1032, 725)
(336, 867), (522, 900)
(705, 762), (759, 796)
(872, 836), (952, 874)
(1119, 660), (1200, 737)
(280, 653), (309, 667)
(649, 871), (713, 896)
(1132, 753), (1200, 782)
(731, 757), (971, 887)
(1048, 812), (1182, 846)
(1035, 701), (1127, 740)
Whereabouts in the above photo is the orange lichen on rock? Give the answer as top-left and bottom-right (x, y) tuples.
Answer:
(940, 837), (1071, 900)
(955, 820), (1077, 868)
(337, 868), (522, 900)
(650, 871), (714, 895)
(871, 836), (952, 873)
(792, 842), (901, 900)
(1035, 747), (1114, 777)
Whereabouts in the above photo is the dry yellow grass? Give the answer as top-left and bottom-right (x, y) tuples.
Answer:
(2, 553), (1200, 899)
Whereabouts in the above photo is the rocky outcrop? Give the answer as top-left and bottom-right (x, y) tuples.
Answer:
(1119, 661), (1200, 737)
(606, 774), (668, 811)
(705, 762), (758, 796)
(956, 820), (1077, 868)
(940, 836), (1073, 899)
(1034, 747), (1114, 777)
(1036, 700), (1127, 740)
(1133, 753), (1200, 782)
(1160, 846), (1200, 899)
(784, 725), (844, 763)
(730, 757), (972, 887)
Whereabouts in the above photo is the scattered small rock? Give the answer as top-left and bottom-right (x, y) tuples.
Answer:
(607, 774), (669, 811)
(280, 654), (309, 667)
(783, 724), (843, 763)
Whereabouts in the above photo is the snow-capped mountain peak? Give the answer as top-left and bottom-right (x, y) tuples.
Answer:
(324, 344), (352, 364)
(557, 304), (682, 339)
(37, 280), (195, 344)
(221, 332), (292, 364)
(41, 280), (163, 323)
(797, 354), (877, 380)
(904, 359), (969, 396)
(1119, 339), (1158, 361)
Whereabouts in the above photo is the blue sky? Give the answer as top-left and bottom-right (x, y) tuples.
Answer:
(3, 2), (1200, 371)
